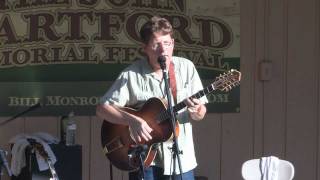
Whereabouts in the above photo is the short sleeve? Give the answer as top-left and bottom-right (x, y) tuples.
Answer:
(189, 62), (209, 104)
(99, 73), (130, 106)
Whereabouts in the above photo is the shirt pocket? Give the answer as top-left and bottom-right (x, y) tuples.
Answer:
(177, 82), (191, 103)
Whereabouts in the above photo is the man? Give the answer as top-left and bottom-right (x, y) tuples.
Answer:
(96, 16), (208, 180)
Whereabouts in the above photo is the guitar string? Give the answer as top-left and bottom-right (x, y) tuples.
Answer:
(156, 71), (239, 122)
(157, 83), (215, 122)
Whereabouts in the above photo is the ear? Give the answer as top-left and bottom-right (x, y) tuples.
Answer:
(141, 43), (146, 53)
(141, 43), (149, 56)
(142, 43), (148, 51)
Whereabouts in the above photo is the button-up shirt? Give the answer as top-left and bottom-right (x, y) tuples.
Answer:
(100, 56), (208, 175)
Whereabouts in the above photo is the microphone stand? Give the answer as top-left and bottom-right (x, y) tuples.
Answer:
(0, 166), (1, 180)
(0, 102), (41, 127)
(0, 149), (12, 179)
(158, 56), (183, 180)
(0, 103), (41, 179)
(0, 155), (2, 180)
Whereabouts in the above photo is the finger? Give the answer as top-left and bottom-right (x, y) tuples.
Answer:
(192, 98), (201, 105)
(143, 131), (153, 141)
(145, 125), (153, 133)
(140, 126), (152, 139)
(137, 136), (142, 142)
(129, 127), (139, 143)
(134, 134), (141, 143)
(139, 131), (150, 141)
(188, 107), (197, 113)
(142, 125), (153, 140)
(144, 130), (153, 140)
(184, 98), (193, 107)
(141, 121), (152, 132)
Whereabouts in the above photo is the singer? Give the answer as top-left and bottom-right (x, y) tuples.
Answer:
(96, 16), (207, 180)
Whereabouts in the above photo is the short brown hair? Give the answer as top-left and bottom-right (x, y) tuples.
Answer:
(140, 16), (173, 44)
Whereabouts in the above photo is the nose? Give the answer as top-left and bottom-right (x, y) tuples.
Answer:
(156, 43), (166, 54)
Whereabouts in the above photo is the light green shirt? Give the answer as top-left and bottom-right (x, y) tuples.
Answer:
(101, 56), (208, 175)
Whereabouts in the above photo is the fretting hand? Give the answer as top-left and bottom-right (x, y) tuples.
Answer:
(184, 98), (206, 121)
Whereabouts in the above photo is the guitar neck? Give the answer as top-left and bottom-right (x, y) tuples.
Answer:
(161, 69), (240, 120)
(173, 83), (215, 113)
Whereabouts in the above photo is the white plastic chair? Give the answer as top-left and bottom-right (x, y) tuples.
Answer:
(241, 157), (295, 180)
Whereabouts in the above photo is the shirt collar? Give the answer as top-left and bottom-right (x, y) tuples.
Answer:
(140, 56), (177, 80)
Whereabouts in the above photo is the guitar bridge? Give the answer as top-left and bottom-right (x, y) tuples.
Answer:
(103, 136), (124, 155)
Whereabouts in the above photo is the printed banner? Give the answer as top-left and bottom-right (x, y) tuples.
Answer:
(0, 0), (240, 116)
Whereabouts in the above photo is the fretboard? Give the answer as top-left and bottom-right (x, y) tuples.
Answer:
(173, 83), (215, 113)
(157, 69), (240, 122)
(158, 83), (216, 122)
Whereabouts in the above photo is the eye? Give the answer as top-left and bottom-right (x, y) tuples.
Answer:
(151, 41), (173, 50)
(162, 41), (172, 46)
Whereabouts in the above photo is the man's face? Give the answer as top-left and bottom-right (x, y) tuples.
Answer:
(143, 32), (174, 71)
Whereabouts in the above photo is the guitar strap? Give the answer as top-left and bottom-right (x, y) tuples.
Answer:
(169, 61), (177, 103)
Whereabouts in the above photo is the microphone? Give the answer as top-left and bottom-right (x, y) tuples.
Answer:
(157, 55), (166, 70)
(0, 149), (12, 177)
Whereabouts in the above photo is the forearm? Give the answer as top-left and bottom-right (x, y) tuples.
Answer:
(96, 104), (135, 125)
(96, 103), (153, 142)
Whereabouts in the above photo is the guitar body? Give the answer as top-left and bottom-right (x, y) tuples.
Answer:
(101, 97), (179, 171)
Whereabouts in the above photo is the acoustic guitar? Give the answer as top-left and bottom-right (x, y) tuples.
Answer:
(101, 69), (241, 171)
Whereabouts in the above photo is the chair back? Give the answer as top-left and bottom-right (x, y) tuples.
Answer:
(241, 158), (294, 180)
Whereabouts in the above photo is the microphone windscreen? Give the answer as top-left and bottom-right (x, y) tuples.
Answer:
(157, 56), (166, 70)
